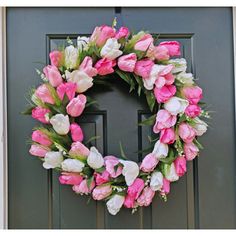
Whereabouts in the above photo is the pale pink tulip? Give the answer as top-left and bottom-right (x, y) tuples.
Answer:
(66, 94), (86, 117)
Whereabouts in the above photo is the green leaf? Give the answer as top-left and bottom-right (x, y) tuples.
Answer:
(138, 114), (156, 126)
(144, 90), (156, 112)
(85, 136), (100, 145)
(83, 167), (94, 178)
(193, 139), (204, 150)
(136, 146), (154, 155)
(159, 149), (176, 164)
(86, 176), (94, 189)
(21, 106), (35, 115)
(95, 166), (106, 174)
(116, 70), (135, 92)
(119, 141), (128, 160)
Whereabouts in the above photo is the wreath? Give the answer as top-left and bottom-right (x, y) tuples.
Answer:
(23, 20), (209, 215)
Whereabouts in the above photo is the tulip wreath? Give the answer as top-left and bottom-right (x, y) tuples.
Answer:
(23, 20), (209, 215)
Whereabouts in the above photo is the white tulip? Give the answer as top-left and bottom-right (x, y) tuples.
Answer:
(193, 117), (208, 136)
(69, 70), (93, 93)
(164, 96), (189, 115)
(169, 58), (187, 74)
(77, 36), (89, 51)
(150, 171), (163, 191)
(87, 147), (104, 169)
(61, 158), (85, 172)
(100, 38), (123, 60)
(165, 163), (179, 182)
(106, 194), (125, 215)
(43, 151), (63, 169)
(64, 45), (79, 69)
(119, 160), (139, 186)
(143, 65), (161, 90)
(50, 114), (70, 135)
(176, 72), (194, 85)
(152, 140), (168, 159)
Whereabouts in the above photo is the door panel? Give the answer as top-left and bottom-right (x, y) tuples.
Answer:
(7, 7), (236, 229)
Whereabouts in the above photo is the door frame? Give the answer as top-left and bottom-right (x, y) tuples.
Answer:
(0, 6), (8, 229)
(0, 7), (236, 229)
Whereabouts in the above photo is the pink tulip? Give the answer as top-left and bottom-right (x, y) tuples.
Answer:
(69, 141), (90, 158)
(174, 156), (187, 177)
(124, 194), (135, 208)
(134, 59), (154, 78)
(127, 178), (145, 199)
(159, 41), (181, 57)
(32, 107), (50, 124)
(184, 142), (199, 161)
(140, 153), (158, 172)
(154, 45), (170, 61)
(115, 26), (130, 39)
(70, 123), (84, 142)
(73, 179), (95, 195)
(185, 104), (201, 118)
(154, 85), (176, 103)
(160, 128), (176, 144)
(153, 109), (177, 133)
(104, 156), (123, 178)
(43, 65), (63, 87)
(160, 178), (170, 195)
(92, 184), (112, 200)
(134, 34), (153, 51)
(59, 172), (83, 185)
(118, 53), (137, 72)
(94, 58), (116, 75)
(94, 170), (110, 185)
(90, 25), (116, 46)
(49, 50), (63, 67)
(155, 64), (174, 88)
(29, 144), (50, 157)
(32, 130), (52, 146)
(178, 123), (196, 143)
(79, 56), (97, 77)
(137, 187), (155, 207)
(35, 84), (55, 104)
(182, 86), (203, 105)
(57, 82), (77, 101)
(66, 94), (86, 117)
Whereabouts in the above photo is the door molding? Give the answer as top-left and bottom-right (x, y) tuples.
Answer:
(0, 6), (8, 229)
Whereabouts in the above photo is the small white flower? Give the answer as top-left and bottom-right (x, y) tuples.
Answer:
(61, 158), (85, 172)
(64, 45), (79, 69)
(50, 114), (70, 135)
(100, 38), (123, 60)
(164, 96), (189, 115)
(193, 117), (208, 136)
(150, 171), (163, 191)
(176, 72), (194, 85)
(106, 194), (125, 216)
(169, 58), (187, 74)
(165, 163), (179, 182)
(43, 151), (63, 169)
(87, 147), (104, 169)
(77, 36), (89, 51)
(119, 160), (139, 186)
(69, 70), (93, 93)
(152, 140), (168, 159)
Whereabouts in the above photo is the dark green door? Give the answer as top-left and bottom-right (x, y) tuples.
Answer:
(7, 7), (236, 229)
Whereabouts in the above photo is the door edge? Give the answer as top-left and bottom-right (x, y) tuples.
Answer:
(0, 6), (8, 230)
